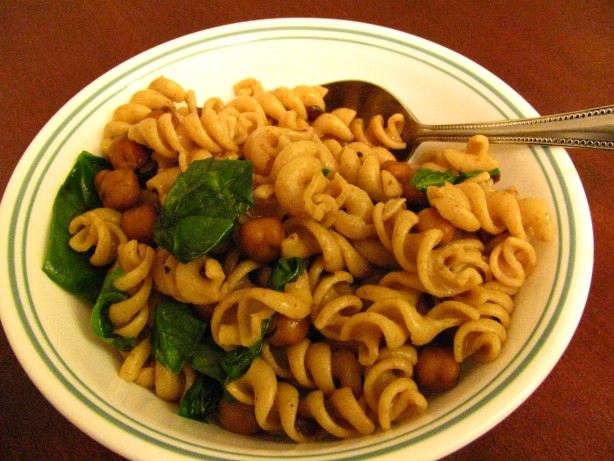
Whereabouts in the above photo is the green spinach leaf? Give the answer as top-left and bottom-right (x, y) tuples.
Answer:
(43, 151), (111, 303)
(410, 168), (457, 191)
(220, 316), (273, 381)
(191, 339), (227, 384)
(411, 167), (501, 191)
(152, 297), (208, 373)
(91, 268), (137, 351)
(269, 257), (305, 291)
(178, 374), (223, 422)
(190, 315), (273, 384)
(154, 158), (254, 263)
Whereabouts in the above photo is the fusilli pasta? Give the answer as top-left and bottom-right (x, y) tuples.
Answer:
(62, 76), (554, 442)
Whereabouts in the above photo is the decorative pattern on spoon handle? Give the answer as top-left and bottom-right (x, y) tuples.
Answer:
(419, 105), (614, 150)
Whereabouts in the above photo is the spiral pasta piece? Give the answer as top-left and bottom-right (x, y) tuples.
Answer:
(263, 339), (363, 397)
(211, 273), (312, 349)
(416, 231), (490, 298)
(340, 296), (476, 366)
(268, 85), (326, 121)
(243, 125), (316, 177)
(145, 167), (181, 205)
(332, 177), (376, 241)
(108, 240), (155, 338)
(184, 105), (265, 155)
(312, 110), (355, 142)
(454, 280), (518, 328)
(119, 336), (152, 382)
(489, 236), (537, 287)
(225, 357), (284, 433)
(335, 142), (401, 202)
(442, 135), (500, 173)
(128, 111), (187, 161)
(102, 76), (188, 154)
(519, 197), (555, 242)
(427, 179), (551, 243)
(68, 208), (128, 266)
(363, 345), (426, 430)
(372, 198), (411, 254)
(299, 387), (376, 438)
(274, 156), (339, 226)
(154, 360), (196, 402)
(151, 248), (228, 305)
(453, 318), (508, 362)
(350, 113), (407, 150)
(308, 270), (361, 341)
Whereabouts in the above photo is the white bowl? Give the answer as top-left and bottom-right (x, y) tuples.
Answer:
(0, 18), (593, 461)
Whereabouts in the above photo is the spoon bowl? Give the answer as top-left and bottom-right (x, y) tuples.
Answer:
(323, 80), (614, 158)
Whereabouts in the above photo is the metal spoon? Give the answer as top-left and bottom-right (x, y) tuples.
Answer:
(323, 80), (614, 158)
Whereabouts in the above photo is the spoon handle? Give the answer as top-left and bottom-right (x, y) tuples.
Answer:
(416, 105), (614, 150)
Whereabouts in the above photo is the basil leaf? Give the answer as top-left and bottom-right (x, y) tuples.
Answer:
(178, 374), (223, 422)
(410, 168), (457, 191)
(91, 268), (137, 351)
(411, 167), (502, 191)
(154, 158), (253, 263)
(269, 257), (305, 291)
(43, 151), (111, 303)
(152, 297), (208, 373)
(191, 339), (227, 384)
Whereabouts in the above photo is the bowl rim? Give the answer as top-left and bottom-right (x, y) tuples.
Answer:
(0, 17), (594, 461)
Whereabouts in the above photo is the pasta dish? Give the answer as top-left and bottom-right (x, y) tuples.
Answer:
(43, 76), (553, 441)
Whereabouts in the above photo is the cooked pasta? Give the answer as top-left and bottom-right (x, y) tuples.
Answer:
(61, 76), (554, 441)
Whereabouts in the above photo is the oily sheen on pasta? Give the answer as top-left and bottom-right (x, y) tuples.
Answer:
(65, 76), (553, 441)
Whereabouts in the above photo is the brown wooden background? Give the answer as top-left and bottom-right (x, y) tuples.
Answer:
(1, 1), (612, 460)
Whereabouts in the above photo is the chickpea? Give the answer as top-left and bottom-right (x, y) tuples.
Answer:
(382, 161), (428, 209)
(416, 207), (456, 246)
(415, 346), (460, 392)
(121, 203), (158, 244)
(217, 399), (261, 435)
(239, 216), (284, 263)
(109, 137), (150, 170)
(268, 315), (310, 347)
(403, 181), (429, 210)
(94, 168), (141, 210)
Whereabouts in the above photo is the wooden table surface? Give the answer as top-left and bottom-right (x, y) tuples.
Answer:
(1, 1), (612, 460)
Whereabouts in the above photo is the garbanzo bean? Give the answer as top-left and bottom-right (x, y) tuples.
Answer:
(94, 168), (141, 210)
(121, 203), (158, 244)
(415, 345), (460, 392)
(268, 315), (311, 347)
(239, 216), (284, 263)
(217, 399), (261, 435)
(416, 207), (456, 245)
(109, 137), (150, 170)
(382, 160), (413, 183)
